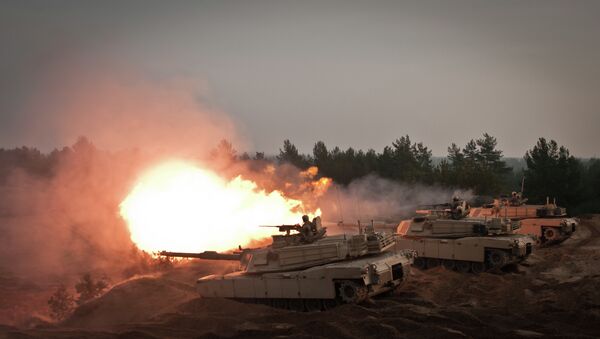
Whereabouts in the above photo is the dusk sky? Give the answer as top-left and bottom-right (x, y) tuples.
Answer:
(1, 0), (599, 157)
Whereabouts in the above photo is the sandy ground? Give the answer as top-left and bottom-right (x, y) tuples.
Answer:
(1, 216), (600, 338)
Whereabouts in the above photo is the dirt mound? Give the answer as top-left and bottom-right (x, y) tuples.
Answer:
(124, 297), (477, 338)
(63, 277), (197, 329)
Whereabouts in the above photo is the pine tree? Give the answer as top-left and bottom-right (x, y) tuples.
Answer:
(48, 285), (75, 321)
(75, 273), (109, 304)
(210, 139), (237, 162)
(277, 140), (308, 168)
(445, 134), (510, 194)
(312, 141), (330, 174)
(524, 138), (582, 207)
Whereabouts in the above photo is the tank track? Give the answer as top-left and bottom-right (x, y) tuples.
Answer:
(233, 297), (340, 312)
(229, 279), (397, 311)
(412, 248), (521, 274)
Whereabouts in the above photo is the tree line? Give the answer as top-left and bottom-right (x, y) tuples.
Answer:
(272, 134), (599, 214)
(1, 134), (598, 214)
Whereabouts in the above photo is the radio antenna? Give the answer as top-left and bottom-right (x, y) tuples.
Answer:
(334, 184), (344, 223)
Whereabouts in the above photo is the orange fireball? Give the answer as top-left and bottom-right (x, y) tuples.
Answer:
(120, 161), (320, 253)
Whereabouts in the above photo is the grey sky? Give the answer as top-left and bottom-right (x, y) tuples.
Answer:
(1, 0), (599, 157)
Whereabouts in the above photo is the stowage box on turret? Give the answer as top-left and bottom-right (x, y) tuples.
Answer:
(396, 211), (534, 273)
(161, 216), (414, 311)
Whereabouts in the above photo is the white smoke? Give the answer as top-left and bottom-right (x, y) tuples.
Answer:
(319, 175), (473, 223)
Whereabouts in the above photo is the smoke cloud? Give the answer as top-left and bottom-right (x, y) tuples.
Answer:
(17, 61), (243, 156)
(0, 63), (472, 325)
(0, 145), (137, 282)
(0, 64), (244, 282)
(318, 175), (473, 224)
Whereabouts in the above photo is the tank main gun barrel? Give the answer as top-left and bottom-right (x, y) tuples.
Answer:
(159, 250), (241, 260)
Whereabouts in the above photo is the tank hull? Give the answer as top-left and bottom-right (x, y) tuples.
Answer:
(196, 250), (412, 307)
(395, 234), (533, 273)
(469, 205), (578, 244)
(513, 217), (577, 244)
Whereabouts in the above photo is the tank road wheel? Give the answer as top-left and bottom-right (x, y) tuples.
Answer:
(337, 281), (368, 304)
(456, 261), (471, 273)
(543, 227), (558, 242)
(271, 299), (288, 310)
(256, 299), (270, 306)
(288, 299), (305, 312)
(487, 250), (509, 269)
(304, 299), (322, 312)
(426, 258), (440, 268)
(413, 257), (427, 270)
(470, 262), (486, 274)
(442, 260), (456, 270)
(322, 299), (338, 310)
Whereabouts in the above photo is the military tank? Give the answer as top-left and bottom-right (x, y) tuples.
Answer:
(396, 205), (534, 273)
(469, 192), (578, 244)
(161, 216), (414, 311)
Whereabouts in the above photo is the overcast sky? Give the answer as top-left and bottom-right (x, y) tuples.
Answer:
(1, 0), (599, 157)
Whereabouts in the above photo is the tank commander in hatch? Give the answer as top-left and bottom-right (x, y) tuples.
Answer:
(450, 196), (469, 220)
(450, 196), (462, 212)
(300, 215), (316, 242)
(510, 191), (519, 206)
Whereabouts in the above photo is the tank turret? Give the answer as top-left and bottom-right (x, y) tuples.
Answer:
(403, 215), (519, 238)
(535, 198), (567, 217)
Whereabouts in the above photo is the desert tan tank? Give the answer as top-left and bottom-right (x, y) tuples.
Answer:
(469, 193), (578, 244)
(161, 216), (414, 311)
(396, 209), (534, 273)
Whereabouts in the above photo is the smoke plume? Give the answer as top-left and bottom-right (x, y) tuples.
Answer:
(18, 61), (243, 156)
(318, 175), (473, 224)
(0, 65), (243, 282)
